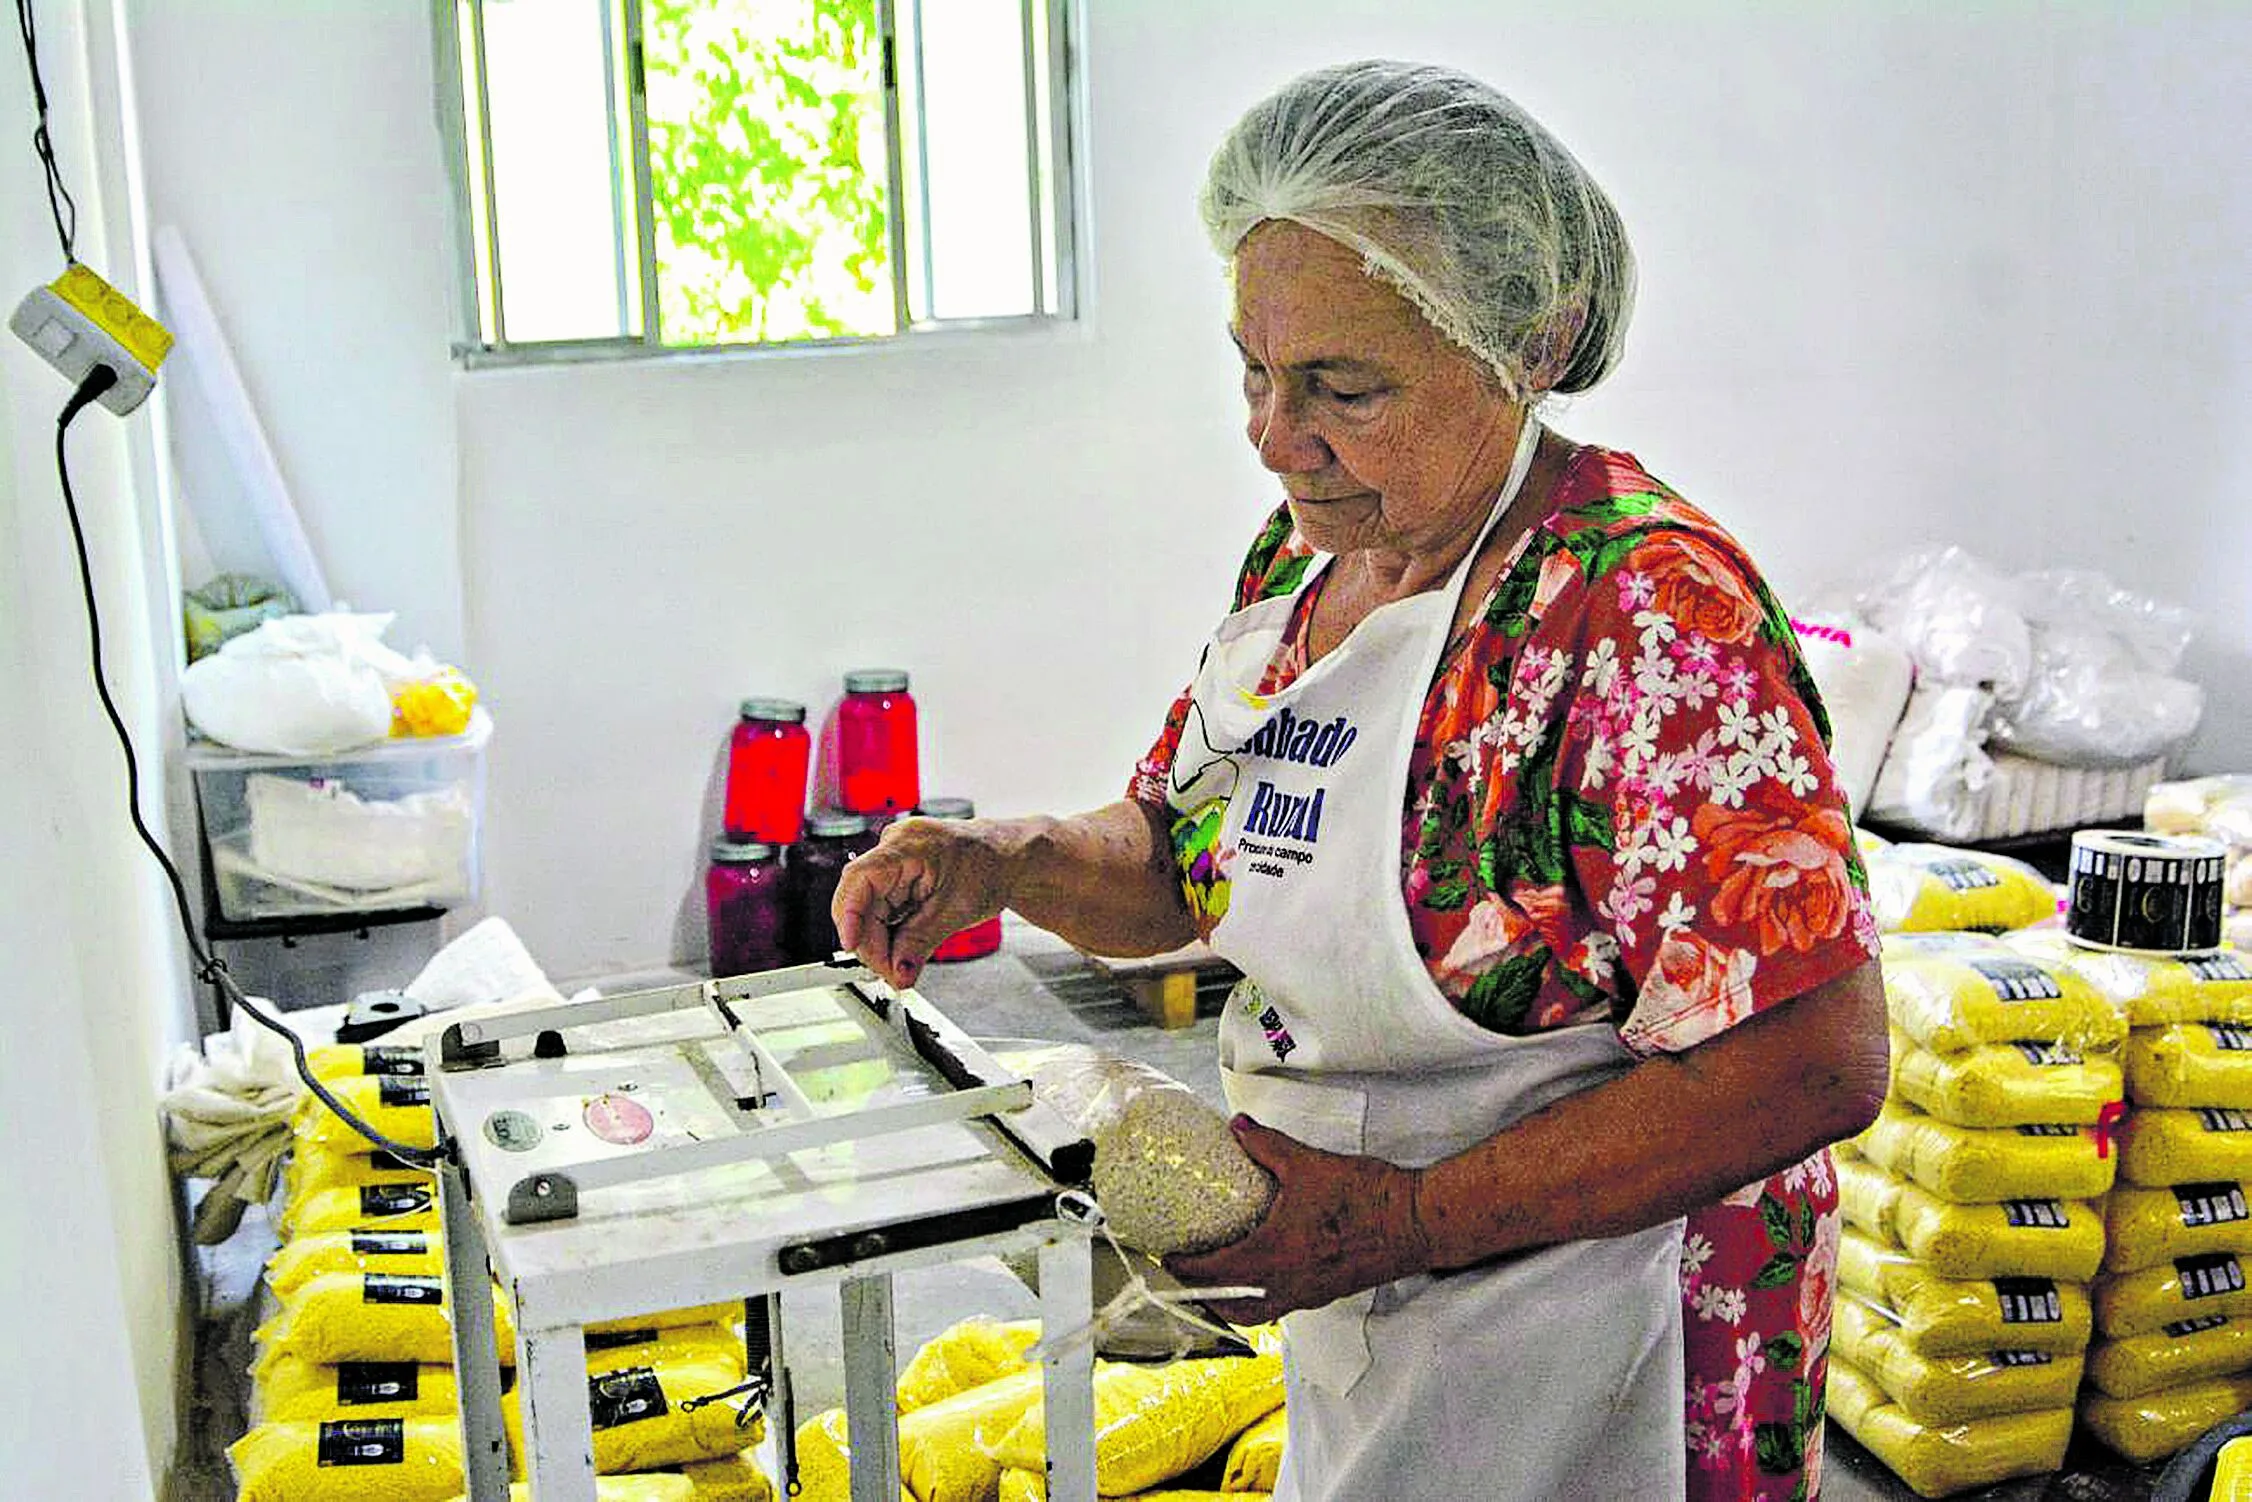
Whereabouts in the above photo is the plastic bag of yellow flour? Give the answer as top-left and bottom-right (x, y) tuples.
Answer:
(253, 1350), (457, 1424)
(268, 1227), (445, 1299)
(284, 1142), (434, 1212)
(285, 1181), (443, 1240)
(503, 1349), (756, 1472)
(2125, 1022), (2252, 1109)
(1853, 1102), (2116, 1204)
(2094, 1252), (2252, 1339)
(2080, 1370), (2252, 1464)
(255, 1270), (516, 1366)
(1891, 1036), (2122, 1128)
(2005, 932), (2252, 1027)
(986, 1352), (1285, 1495)
(998, 1477), (1264, 1502)
(296, 1072), (439, 1152)
(308, 1041), (428, 1083)
(1826, 1357), (2071, 1498)
(1890, 1181), (2103, 1282)
(230, 1417), (465, 1502)
(1884, 950), (2124, 1056)
(2103, 1181), (2252, 1273)
(2118, 1107), (2252, 1187)
(1837, 1154), (1906, 1239)
(1839, 1227), (2092, 1357)
(1866, 844), (2060, 935)
(792, 1408), (911, 1502)
(585, 1304), (747, 1339)
(2087, 1316), (2252, 1400)
(1221, 1404), (1288, 1492)
(676, 1449), (777, 1501)
(1833, 1295), (2082, 1425)
(439, 1482), (695, 1502)
(896, 1318), (1042, 1412)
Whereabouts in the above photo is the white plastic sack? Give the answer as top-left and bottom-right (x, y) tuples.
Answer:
(1792, 615), (1913, 817)
(181, 612), (411, 755)
(1865, 683), (1994, 841)
(1855, 548), (2033, 698)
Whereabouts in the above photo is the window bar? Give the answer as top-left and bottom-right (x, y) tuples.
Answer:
(600, 0), (642, 339)
(1018, 0), (1044, 315)
(875, 0), (914, 336)
(1040, 0), (1075, 318)
(432, 0), (488, 348)
(464, 0), (508, 346)
(907, 0), (936, 321)
(619, 0), (664, 346)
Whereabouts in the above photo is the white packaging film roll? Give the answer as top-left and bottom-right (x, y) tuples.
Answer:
(2068, 831), (2228, 956)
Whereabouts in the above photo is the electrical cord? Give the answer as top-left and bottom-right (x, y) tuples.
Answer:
(14, 0), (76, 262)
(54, 367), (443, 1168)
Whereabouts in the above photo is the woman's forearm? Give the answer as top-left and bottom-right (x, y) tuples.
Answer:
(992, 799), (1198, 956)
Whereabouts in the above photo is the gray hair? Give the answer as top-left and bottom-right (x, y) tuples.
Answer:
(1200, 59), (1636, 400)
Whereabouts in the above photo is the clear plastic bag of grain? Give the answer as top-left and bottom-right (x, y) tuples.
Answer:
(1030, 1048), (1272, 1257)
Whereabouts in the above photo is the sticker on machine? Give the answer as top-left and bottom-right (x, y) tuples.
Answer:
(584, 1091), (655, 1146)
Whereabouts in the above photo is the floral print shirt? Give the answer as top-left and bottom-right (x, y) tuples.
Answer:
(1131, 444), (1878, 1500)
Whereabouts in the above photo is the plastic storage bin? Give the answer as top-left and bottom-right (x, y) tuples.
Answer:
(187, 709), (492, 922)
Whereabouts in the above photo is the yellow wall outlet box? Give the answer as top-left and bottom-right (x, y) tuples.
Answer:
(9, 263), (172, 414)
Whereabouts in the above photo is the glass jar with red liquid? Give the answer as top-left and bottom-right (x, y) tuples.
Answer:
(786, 809), (880, 962)
(706, 837), (787, 977)
(917, 796), (1003, 962)
(835, 669), (919, 817)
(724, 698), (811, 844)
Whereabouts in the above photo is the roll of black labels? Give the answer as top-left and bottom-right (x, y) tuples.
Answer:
(2068, 830), (2227, 955)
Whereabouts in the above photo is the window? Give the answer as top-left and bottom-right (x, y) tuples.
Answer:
(435, 0), (1078, 362)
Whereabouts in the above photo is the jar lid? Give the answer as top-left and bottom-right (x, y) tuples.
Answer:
(738, 697), (807, 723)
(804, 809), (872, 838)
(843, 668), (909, 693)
(916, 796), (975, 819)
(710, 837), (777, 863)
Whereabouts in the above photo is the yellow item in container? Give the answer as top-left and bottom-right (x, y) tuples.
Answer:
(2080, 1370), (2252, 1464)
(678, 1449), (777, 1501)
(2119, 1107), (2252, 1188)
(253, 1350), (458, 1424)
(307, 1041), (428, 1082)
(1837, 1226), (2092, 1357)
(1222, 1404), (1288, 1492)
(438, 1482), (695, 1502)
(1823, 1357), (2072, 1499)
(229, 1417), (465, 1502)
(1867, 843), (2060, 935)
(1892, 1036), (2123, 1128)
(1884, 949), (2124, 1056)
(502, 1350), (758, 1473)
(393, 669), (478, 738)
(1887, 1178), (2104, 1283)
(296, 1072), (439, 1153)
(2126, 1023), (2252, 1109)
(254, 1270), (516, 1366)
(1853, 1102), (2116, 1204)
(2005, 932), (2252, 1027)
(285, 1181), (443, 1239)
(895, 1317), (1041, 1412)
(2095, 1252), (2252, 1339)
(269, 1228), (445, 1299)
(1832, 1296), (2083, 1425)
(791, 1408), (910, 1502)
(2105, 1181), (2252, 1273)
(987, 1353), (1286, 1496)
(2086, 1315), (2252, 1399)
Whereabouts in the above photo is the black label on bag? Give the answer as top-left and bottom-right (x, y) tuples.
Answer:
(377, 1076), (431, 1108)
(2165, 1314), (2233, 1338)
(588, 1367), (667, 1430)
(2178, 1254), (2247, 1300)
(348, 1231), (429, 1257)
(1994, 1278), (2063, 1324)
(2209, 1024), (2252, 1053)
(584, 1327), (660, 1352)
(1969, 958), (2065, 1002)
(1929, 858), (2005, 893)
(2003, 1199), (2070, 1229)
(317, 1419), (405, 1467)
(2199, 1108), (2252, 1133)
(336, 1362), (419, 1406)
(360, 1184), (432, 1217)
(1991, 1350), (2054, 1367)
(2175, 1183), (2250, 1228)
(365, 1150), (421, 1175)
(2017, 1124), (2079, 1138)
(2188, 954), (2252, 984)
(363, 1274), (444, 1306)
(360, 1046), (424, 1077)
(2012, 1041), (2082, 1066)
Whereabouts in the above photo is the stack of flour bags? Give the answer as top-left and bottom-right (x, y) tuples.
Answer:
(1830, 932), (2123, 1497)
(2001, 930), (2252, 1464)
(228, 1041), (775, 1502)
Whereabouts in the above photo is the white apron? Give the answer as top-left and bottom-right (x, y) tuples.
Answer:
(1167, 421), (1686, 1500)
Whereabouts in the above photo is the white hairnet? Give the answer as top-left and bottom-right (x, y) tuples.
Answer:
(1200, 60), (1635, 400)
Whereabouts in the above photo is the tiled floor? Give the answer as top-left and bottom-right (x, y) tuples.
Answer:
(175, 925), (2173, 1498)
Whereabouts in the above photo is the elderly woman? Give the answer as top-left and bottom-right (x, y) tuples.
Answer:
(837, 60), (1886, 1500)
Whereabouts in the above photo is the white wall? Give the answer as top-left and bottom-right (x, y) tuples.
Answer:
(128, 2), (2252, 981)
(0, 1), (193, 1492)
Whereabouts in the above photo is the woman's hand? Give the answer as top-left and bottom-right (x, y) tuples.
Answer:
(1164, 1116), (1431, 1324)
(832, 817), (1008, 989)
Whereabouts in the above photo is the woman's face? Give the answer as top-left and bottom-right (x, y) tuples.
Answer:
(1232, 221), (1525, 564)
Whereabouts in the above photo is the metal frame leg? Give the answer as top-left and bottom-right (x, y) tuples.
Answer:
(439, 1156), (510, 1501)
(518, 1321), (598, 1502)
(841, 1273), (903, 1502)
(1037, 1228), (1097, 1502)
